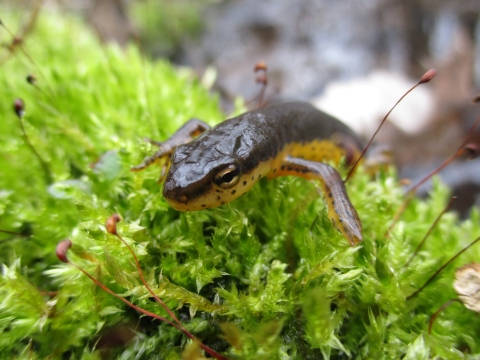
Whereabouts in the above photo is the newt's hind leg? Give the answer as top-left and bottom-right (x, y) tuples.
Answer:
(131, 119), (210, 180)
(275, 156), (362, 246)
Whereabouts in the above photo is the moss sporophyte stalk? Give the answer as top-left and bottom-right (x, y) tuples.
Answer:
(1, 12), (480, 360)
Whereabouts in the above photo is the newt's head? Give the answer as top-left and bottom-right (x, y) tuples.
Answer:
(162, 134), (262, 211)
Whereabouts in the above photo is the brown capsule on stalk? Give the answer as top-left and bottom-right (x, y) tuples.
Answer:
(254, 61), (267, 72)
(464, 143), (479, 159)
(106, 214), (122, 235)
(26, 74), (37, 85)
(56, 239), (72, 263)
(12, 37), (22, 46)
(14, 98), (25, 118)
(419, 69), (436, 84)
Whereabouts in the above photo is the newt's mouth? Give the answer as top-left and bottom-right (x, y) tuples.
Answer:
(162, 173), (214, 211)
(162, 187), (218, 211)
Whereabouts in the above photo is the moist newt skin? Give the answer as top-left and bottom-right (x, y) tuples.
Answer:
(132, 101), (363, 245)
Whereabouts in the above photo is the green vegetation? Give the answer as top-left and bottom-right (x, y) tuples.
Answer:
(1, 11), (480, 359)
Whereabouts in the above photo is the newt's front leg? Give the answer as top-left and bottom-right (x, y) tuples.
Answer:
(273, 156), (362, 246)
(131, 119), (210, 180)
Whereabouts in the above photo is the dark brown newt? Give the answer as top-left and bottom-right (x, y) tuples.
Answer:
(132, 101), (363, 245)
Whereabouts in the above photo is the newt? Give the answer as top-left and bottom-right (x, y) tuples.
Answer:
(132, 101), (363, 245)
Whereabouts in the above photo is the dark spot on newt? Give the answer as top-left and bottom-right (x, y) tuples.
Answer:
(258, 174), (262, 179)
(231, 190), (236, 195)
(217, 196), (221, 200)
(201, 204), (206, 208)
(329, 192), (333, 198)
(243, 181), (247, 186)
(252, 176), (254, 180)
(273, 168), (277, 173)
(281, 165), (285, 170)
(216, 189), (223, 193)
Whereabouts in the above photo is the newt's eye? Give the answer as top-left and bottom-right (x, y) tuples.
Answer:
(214, 164), (241, 189)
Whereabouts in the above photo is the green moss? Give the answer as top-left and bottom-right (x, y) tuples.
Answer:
(1, 11), (480, 359)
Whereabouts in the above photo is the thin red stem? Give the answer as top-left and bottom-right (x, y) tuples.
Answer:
(71, 262), (178, 328)
(72, 261), (227, 360)
(16, 110), (53, 184)
(344, 82), (422, 183)
(0, 229), (30, 237)
(407, 236), (480, 300)
(403, 196), (456, 268)
(387, 111), (480, 236)
(428, 298), (461, 334)
(115, 233), (182, 326)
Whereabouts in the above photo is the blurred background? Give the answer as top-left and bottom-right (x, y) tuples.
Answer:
(2, 0), (480, 215)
